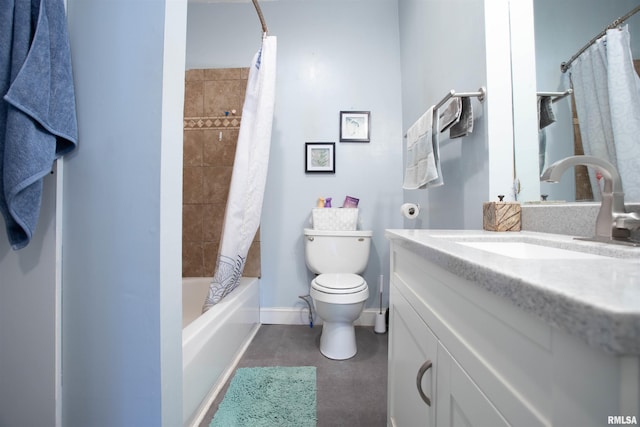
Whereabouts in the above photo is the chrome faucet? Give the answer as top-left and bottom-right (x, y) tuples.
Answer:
(540, 155), (640, 243)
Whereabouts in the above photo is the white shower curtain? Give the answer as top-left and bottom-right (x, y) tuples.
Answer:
(570, 25), (640, 201)
(203, 35), (277, 311)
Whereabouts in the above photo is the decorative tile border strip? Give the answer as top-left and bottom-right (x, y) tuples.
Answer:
(184, 116), (242, 130)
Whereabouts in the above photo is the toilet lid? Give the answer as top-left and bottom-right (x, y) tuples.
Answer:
(312, 273), (367, 294)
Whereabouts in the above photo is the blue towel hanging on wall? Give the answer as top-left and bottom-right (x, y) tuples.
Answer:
(0, 0), (78, 250)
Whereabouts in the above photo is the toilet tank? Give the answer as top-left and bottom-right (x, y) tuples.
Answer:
(303, 228), (372, 274)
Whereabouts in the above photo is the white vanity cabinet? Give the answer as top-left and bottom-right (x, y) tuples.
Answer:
(389, 282), (438, 426)
(435, 343), (509, 427)
(390, 279), (509, 427)
(386, 231), (640, 427)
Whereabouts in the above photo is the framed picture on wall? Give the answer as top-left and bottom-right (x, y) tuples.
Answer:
(339, 111), (370, 142)
(305, 142), (335, 173)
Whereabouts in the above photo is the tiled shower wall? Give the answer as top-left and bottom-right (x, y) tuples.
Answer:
(182, 68), (261, 278)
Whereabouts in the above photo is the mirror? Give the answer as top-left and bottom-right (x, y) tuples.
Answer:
(529, 0), (640, 202)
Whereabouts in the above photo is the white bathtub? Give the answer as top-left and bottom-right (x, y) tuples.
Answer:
(182, 277), (260, 427)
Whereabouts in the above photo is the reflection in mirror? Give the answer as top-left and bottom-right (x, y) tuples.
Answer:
(534, 0), (640, 203)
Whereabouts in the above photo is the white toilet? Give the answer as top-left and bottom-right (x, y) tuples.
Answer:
(303, 228), (372, 360)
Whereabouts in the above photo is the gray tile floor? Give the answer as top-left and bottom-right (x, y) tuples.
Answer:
(199, 324), (388, 427)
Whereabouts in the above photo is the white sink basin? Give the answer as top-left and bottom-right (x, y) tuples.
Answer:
(428, 231), (640, 260)
(456, 241), (610, 260)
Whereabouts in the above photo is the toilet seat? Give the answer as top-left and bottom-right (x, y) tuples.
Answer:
(310, 273), (369, 305)
(312, 273), (367, 294)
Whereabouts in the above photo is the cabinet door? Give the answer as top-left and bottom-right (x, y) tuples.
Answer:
(389, 283), (439, 427)
(436, 345), (510, 427)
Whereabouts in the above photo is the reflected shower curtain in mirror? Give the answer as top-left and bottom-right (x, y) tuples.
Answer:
(570, 25), (640, 202)
(203, 35), (277, 311)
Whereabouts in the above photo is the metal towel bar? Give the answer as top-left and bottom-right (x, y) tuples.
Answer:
(404, 87), (486, 138)
(434, 87), (486, 111)
(537, 88), (573, 104)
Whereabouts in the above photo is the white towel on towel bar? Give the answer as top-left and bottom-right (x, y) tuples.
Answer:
(403, 106), (441, 189)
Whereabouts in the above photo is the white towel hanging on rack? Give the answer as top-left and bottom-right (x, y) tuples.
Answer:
(402, 87), (486, 189)
(403, 106), (441, 189)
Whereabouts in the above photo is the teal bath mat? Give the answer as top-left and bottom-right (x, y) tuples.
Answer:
(211, 366), (317, 427)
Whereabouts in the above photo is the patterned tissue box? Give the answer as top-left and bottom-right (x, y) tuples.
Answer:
(312, 208), (359, 231)
(482, 202), (521, 232)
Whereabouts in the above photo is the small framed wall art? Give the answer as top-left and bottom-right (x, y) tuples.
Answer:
(305, 142), (335, 173)
(339, 111), (370, 142)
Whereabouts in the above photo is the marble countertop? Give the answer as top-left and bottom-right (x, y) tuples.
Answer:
(385, 229), (640, 356)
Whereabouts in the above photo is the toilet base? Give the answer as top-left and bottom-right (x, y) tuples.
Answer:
(319, 321), (357, 360)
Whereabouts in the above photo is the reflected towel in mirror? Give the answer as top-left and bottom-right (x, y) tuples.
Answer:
(538, 96), (556, 129)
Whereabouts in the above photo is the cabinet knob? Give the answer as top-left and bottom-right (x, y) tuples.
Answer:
(416, 359), (433, 407)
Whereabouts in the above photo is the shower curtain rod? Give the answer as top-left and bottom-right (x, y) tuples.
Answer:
(251, 0), (269, 34)
(561, 5), (640, 73)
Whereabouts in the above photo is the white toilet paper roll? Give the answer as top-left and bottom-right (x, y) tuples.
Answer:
(400, 203), (420, 219)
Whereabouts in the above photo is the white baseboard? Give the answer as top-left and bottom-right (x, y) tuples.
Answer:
(260, 307), (385, 327)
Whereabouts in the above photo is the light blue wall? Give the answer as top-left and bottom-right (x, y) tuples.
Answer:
(398, 0), (490, 229)
(186, 0), (404, 311)
(62, 0), (186, 425)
